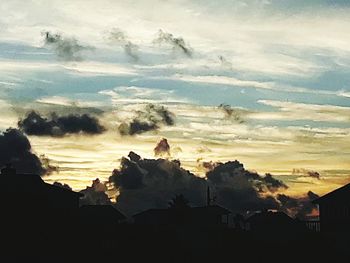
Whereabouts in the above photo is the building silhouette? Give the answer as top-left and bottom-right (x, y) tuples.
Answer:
(246, 210), (304, 233)
(79, 204), (127, 228)
(0, 164), (82, 221)
(313, 183), (350, 233)
(0, 164), (83, 261)
(134, 204), (230, 226)
(134, 191), (230, 226)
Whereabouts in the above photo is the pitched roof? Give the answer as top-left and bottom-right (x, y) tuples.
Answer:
(80, 205), (126, 220)
(133, 205), (231, 219)
(191, 205), (231, 215)
(133, 209), (172, 223)
(246, 211), (294, 223)
(313, 183), (350, 204)
(0, 173), (82, 197)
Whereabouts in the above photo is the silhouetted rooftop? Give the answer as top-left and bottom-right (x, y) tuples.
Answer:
(313, 183), (350, 204)
(247, 210), (294, 223)
(134, 205), (231, 226)
(0, 171), (82, 197)
(191, 205), (231, 215)
(80, 205), (126, 221)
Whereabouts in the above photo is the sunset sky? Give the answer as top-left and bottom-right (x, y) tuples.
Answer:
(1, 0), (350, 198)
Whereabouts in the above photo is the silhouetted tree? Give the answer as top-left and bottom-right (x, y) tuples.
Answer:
(168, 194), (190, 209)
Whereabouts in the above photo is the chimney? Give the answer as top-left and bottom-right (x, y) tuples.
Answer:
(1, 163), (16, 176)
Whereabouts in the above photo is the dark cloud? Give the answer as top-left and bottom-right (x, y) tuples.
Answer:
(118, 104), (175, 136)
(0, 128), (46, 175)
(206, 161), (287, 192)
(118, 120), (157, 136)
(218, 104), (245, 123)
(277, 191), (320, 219)
(153, 29), (193, 57)
(128, 151), (141, 162)
(18, 111), (106, 137)
(80, 178), (111, 205)
(151, 104), (175, 126)
(206, 160), (287, 213)
(109, 153), (207, 215)
(108, 152), (319, 218)
(307, 171), (321, 179)
(292, 168), (321, 179)
(108, 28), (139, 61)
(109, 152), (291, 216)
(259, 173), (288, 192)
(154, 138), (170, 157)
(43, 31), (90, 61)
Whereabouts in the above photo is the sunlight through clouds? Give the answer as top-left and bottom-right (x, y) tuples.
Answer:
(0, 0), (350, 198)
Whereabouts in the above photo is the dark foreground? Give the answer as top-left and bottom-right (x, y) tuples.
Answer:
(1, 221), (349, 263)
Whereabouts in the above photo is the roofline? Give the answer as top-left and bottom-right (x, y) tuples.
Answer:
(312, 183), (350, 204)
(45, 183), (84, 197)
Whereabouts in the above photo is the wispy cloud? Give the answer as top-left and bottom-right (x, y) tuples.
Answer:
(257, 100), (350, 122)
(163, 74), (350, 99)
(99, 86), (188, 105)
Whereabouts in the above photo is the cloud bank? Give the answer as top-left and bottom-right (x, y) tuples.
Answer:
(18, 111), (106, 136)
(108, 149), (304, 217)
(0, 128), (46, 175)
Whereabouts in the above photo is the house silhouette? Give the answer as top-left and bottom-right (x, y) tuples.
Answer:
(0, 164), (84, 261)
(0, 164), (82, 223)
(79, 205), (127, 228)
(246, 210), (307, 235)
(133, 205), (230, 226)
(313, 183), (350, 233)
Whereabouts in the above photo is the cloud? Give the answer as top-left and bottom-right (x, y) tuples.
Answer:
(218, 55), (233, 69)
(167, 74), (275, 90)
(277, 191), (319, 219)
(0, 128), (46, 175)
(36, 96), (105, 108)
(99, 86), (187, 106)
(205, 160), (287, 213)
(153, 29), (193, 57)
(107, 28), (139, 61)
(292, 168), (321, 179)
(40, 154), (59, 175)
(18, 111), (106, 137)
(196, 158), (219, 174)
(118, 104), (175, 135)
(43, 31), (91, 61)
(80, 178), (111, 205)
(257, 100), (350, 122)
(164, 74), (350, 99)
(154, 138), (171, 157)
(118, 120), (157, 136)
(61, 61), (138, 76)
(109, 151), (292, 216)
(206, 160), (288, 193)
(218, 104), (245, 123)
(109, 153), (208, 215)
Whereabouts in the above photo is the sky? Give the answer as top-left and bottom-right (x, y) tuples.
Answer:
(1, 0), (350, 199)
